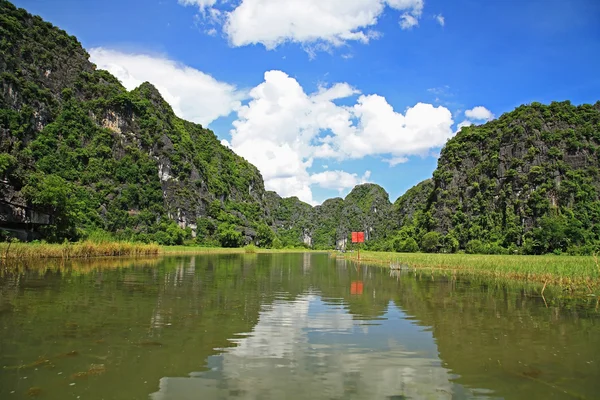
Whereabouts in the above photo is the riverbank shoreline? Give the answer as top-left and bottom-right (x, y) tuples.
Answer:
(2, 242), (599, 293)
(337, 250), (600, 292)
(0, 241), (325, 261)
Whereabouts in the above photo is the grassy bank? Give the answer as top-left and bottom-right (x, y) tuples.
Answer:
(339, 250), (600, 290)
(0, 241), (160, 260)
(0, 241), (325, 260)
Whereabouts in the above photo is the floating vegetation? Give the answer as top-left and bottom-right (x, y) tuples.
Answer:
(521, 367), (542, 379)
(71, 363), (106, 379)
(26, 387), (43, 397)
(3, 357), (52, 370)
(138, 341), (163, 347)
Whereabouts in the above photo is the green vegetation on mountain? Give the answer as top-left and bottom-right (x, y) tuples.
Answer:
(265, 183), (395, 250)
(0, 0), (268, 246)
(394, 101), (600, 255)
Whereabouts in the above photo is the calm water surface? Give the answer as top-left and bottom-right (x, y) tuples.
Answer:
(0, 253), (599, 399)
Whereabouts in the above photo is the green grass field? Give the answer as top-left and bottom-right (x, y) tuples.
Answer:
(339, 250), (600, 291)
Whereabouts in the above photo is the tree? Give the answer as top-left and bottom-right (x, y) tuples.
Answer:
(420, 232), (441, 253)
(401, 237), (419, 253)
(217, 224), (243, 248)
(442, 233), (459, 253)
(466, 239), (485, 254)
(256, 223), (275, 248)
(23, 173), (81, 241)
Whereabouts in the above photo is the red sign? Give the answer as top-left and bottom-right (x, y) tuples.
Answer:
(351, 281), (364, 295)
(350, 281), (363, 294)
(351, 232), (365, 243)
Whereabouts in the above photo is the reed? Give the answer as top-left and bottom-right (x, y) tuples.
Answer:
(244, 244), (258, 254)
(0, 242), (328, 261)
(0, 240), (160, 260)
(341, 251), (600, 291)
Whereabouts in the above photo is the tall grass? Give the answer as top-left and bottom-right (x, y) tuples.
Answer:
(0, 240), (160, 260)
(0, 241), (329, 261)
(340, 251), (600, 290)
(0, 257), (161, 278)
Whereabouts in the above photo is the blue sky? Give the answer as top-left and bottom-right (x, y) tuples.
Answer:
(13, 0), (600, 204)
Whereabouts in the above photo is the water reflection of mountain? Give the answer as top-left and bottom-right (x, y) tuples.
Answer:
(151, 294), (473, 400)
(2, 254), (598, 400)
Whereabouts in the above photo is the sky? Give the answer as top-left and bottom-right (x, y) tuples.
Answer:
(12, 0), (600, 205)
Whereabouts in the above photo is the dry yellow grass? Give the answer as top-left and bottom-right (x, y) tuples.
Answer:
(0, 240), (160, 260)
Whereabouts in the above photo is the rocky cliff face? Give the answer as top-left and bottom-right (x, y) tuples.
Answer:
(393, 179), (433, 227)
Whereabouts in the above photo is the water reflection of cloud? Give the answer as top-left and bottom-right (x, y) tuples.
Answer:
(151, 294), (474, 400)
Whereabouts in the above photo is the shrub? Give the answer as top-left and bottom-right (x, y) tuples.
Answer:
(217, 225), (243, 248)
(400, 237), (419, 253)
(420, 232), (441, 253)
(466, 239), (485, 254)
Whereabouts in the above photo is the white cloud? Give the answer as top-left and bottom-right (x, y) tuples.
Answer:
(455, 120), (473, 132)
(400, 13), (419, 29)
(340, 96), (454, 159)
(177, 0), (217, 10)
(427, 85), (450, 96)
(310, 170), (371, 192)
(456, 106), (494, 133)
(465, 106), (494, 121)
(435, 14), (445, 27)
(228, 70), (454, 203)
(384, 156), (409, 166)
(180, 0), (425, 53)
(89, 48), (244, 126)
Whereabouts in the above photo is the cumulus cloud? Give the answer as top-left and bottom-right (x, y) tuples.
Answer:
(434, 14), (445, 27)
(310, 170), (371, 192)
(229, 70), (454, 204)
(89, 48), (243, 126)
(456, 106), (494, 133)
(465, 106), (494, 121)
(179, 0), (425, 52)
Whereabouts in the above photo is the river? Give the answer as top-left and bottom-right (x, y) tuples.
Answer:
(1, 253), (598, 399)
